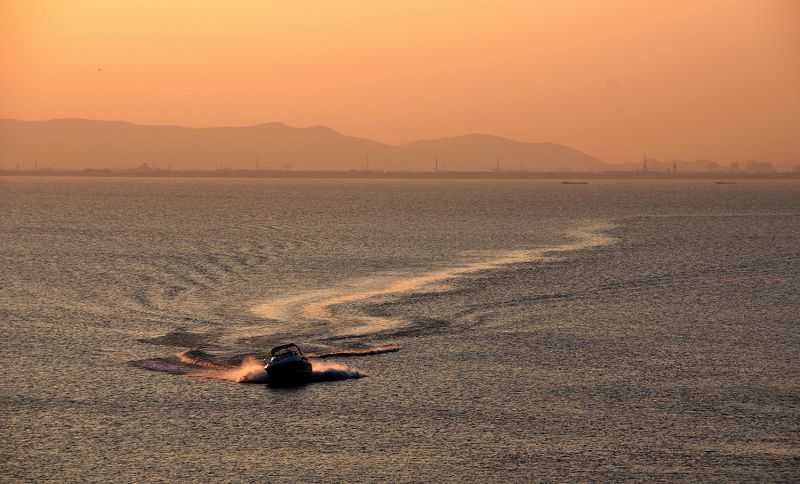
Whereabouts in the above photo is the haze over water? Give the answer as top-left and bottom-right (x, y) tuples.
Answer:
(2, 177), (798, 481)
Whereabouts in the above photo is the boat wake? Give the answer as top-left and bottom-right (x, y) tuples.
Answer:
(129, 349), (367, 385)
(306, 344), (399, 358)
(131, 222), (613, 384)
(249, 222), (616, 337)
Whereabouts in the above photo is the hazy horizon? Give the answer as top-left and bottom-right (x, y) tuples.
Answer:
(0, 117), (609, 172)
(3, 1), (799, 164)
(4, 117), (798, 173)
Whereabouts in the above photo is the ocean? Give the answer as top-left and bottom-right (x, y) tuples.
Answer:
(1, 177), (798, 481)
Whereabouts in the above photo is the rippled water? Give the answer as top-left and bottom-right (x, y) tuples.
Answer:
(1, 177), (798, 481)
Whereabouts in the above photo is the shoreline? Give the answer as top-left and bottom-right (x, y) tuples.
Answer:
(2, 169), (798, 180)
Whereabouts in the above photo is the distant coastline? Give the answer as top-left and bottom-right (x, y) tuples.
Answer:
(4, 119), (797, 175)
(2, 168), (797, 180)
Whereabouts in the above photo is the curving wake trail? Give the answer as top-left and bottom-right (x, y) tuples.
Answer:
(131, 223), (613, 384)
(250, 222), (616, 337)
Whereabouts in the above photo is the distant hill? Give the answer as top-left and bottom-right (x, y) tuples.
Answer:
(394, 134), (606, 172)
(0, 119), (606, 172)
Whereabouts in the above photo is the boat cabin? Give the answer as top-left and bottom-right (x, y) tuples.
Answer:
(271, 343), (304, 359)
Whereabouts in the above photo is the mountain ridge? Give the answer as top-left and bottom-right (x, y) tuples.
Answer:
(0, 118), (606, 172)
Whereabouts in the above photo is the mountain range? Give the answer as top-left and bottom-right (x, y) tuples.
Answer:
(0, 118), (607, 172)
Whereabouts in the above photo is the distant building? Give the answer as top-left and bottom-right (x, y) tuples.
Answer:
(744, 160), (773, 173)
(672, 160), (686, 172)
(729, 161), (740, 172)
(700, 160), (719, 172)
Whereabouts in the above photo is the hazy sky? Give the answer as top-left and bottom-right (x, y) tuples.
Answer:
(2, 0), (799, 163)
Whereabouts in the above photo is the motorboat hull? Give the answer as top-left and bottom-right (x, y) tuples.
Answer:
(266, 358), (313, 381)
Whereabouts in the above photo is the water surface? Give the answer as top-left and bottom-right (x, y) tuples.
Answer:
(2, 178), (798, 481)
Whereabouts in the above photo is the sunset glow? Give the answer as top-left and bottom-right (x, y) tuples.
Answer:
(2, 0), (798, 163)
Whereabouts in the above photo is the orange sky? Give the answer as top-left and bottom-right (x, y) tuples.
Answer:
(2, 0), (798, 163)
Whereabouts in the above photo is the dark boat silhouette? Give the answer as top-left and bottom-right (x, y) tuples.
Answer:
(265, 343), (312, 381)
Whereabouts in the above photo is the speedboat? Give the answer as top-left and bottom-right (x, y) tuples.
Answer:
(265, 343), (313, 381)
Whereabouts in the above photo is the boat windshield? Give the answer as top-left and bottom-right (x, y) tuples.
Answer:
(271, 344), (302, 358)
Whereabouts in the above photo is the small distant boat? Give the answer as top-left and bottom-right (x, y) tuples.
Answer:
(715, 181), (736, 185)
(265, 343), (312, 381)
(561, 181), (589, 185)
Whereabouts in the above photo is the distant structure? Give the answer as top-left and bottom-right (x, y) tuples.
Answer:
(642, 153), (648, 173)
(256, 153), (260, 171)
(434, 155), (438, 173)
(744, 160), (773, 173)
(672, 160), (677, 173)
(496, 156), (500, 173)
(729, 161), (740, 172)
